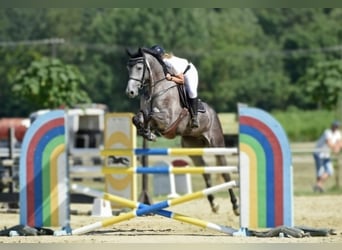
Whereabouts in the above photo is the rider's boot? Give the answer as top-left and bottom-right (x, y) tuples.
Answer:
(189, 97), (199, 128)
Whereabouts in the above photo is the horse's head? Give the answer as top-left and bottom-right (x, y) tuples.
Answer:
(125, 48), (147, 98)
(125, 47), (165, 98)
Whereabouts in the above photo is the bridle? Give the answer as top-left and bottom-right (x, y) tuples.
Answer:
(127, 52), (177, 101)
(127, 56), (147, 87)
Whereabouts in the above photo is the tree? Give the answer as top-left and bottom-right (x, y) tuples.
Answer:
(302, 60), (342, 110)
(196, 9), (288, 111)
(255, 8), (342, 109)
(12, 57), (91, 109)
(3, 8), (342, 116)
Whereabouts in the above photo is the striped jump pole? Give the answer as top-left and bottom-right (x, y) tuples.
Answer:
(72, 184), (237, 235)
(101, 147), (238, 157)
(102, 166), (238, 175)
(72, 180), (237, 235)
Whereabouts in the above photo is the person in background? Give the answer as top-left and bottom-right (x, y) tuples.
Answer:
(313, 120), (342, 192)
(150, 45), (199, 128)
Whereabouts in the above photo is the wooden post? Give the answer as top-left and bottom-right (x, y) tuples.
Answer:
(334, 154), (340, 188)
(8, 127), (15, 194)
(138, 137), (153, 205)
(335, 91), (342, 188)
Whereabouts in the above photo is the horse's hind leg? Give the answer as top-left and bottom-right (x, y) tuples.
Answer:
(203, 173), (220, 213)
(182, 137), (219, 213)
(188, 155), (219, 213)
(216, 155), (239, 216)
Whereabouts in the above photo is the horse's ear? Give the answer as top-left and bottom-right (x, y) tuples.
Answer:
(126, 48), (133, 57)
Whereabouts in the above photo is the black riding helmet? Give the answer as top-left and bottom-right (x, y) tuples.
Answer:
(149, 45), (168, 75)
(150, 45), (165, 56)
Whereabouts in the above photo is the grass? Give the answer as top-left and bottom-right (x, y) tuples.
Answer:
(218, 110), (338, 142)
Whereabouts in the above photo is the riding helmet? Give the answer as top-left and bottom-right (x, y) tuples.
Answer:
(151, 45), (165, 56)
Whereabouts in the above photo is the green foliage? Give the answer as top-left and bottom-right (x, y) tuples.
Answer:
(272, 108), (337, 141)
(301, 60), (342, 110)
(0, 47), (41, 117)
(12, 57), (91, 109)
(1, 8), (342, 117)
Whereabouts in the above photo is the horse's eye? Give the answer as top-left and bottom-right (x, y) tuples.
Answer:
(137, 65), (143, 71)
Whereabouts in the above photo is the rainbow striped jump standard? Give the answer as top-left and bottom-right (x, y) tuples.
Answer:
(238, 105), (293, 229)
(19, 110), (69, 228)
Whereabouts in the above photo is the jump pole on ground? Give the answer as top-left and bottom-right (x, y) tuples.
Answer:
(71, 181), (237, 235)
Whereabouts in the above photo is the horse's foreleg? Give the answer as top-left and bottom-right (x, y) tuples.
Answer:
(142, 109), (160, 141)
(132, 111), (156, 141)
(132, 112), (144, 135)
(132, 111), (145, 136)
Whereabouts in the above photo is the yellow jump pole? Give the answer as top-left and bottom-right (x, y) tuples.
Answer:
(72, 181), (237, 235)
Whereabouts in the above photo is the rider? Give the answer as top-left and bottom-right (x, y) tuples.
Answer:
(150, 45), (199, 128)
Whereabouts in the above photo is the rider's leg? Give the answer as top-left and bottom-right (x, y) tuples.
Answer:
(189, 97), (199, 128)
(185, 65), (199, 128)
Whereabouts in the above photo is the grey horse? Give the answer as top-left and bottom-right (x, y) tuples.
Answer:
(125, 47), (239, 215)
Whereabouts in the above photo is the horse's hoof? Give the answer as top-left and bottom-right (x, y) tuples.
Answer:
(144, 133), (157, 141)
(233, 206), (240, 216)
(211, 203), (219, 213)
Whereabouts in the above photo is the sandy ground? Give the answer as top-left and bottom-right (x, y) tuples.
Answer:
(0, 194), (341, 243)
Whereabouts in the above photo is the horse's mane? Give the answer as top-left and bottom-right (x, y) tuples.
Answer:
(126, 47), (158, 59)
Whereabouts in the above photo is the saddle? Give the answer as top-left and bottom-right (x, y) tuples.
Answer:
(177, 84), (206, 113)
(159, 84), (205, 139)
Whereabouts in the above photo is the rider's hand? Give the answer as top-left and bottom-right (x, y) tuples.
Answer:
(166, 73), (172, 81)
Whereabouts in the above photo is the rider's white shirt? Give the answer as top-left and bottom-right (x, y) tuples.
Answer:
(163, 56), (189, 74)
(162, 55), (199, 98)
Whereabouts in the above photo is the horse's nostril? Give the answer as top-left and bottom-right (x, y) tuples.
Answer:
(130, 91), (135, 96)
